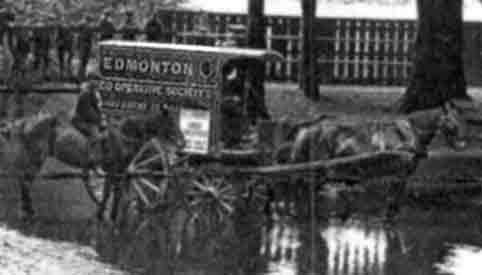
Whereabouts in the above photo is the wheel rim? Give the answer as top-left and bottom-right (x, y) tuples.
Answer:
(185, 173), (237, 227)
(127, 138), (171, 211)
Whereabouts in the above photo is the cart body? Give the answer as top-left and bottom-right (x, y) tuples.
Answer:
(97, 41), (283, 158)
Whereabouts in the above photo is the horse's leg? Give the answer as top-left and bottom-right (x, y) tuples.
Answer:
(19, 176), (34, 219)
(340, 183), (357, 221)
(384, 177), (407, 221)
(263, 182), (274, 218)
(66, 52), (73, 79)
(97, 177), (113, 221)
(57, 49), (63, 80)
(110, 181), (123, 223)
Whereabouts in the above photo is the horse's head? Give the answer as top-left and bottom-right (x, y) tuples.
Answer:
(438, 101), (468, 150)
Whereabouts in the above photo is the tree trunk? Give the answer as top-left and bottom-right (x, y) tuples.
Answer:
(247, 0), (265, 49)
(301, 0), (319, 101)
(397, 0), (470, 113)
(247, 0), (270, 120)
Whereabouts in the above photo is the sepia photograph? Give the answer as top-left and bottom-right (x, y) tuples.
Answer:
(0, 0), (481, 274)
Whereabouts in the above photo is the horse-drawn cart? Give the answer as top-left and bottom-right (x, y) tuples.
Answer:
(0, 39), (467, 228)
(82, 41), (289, 223)
(82, 41), (425, 225)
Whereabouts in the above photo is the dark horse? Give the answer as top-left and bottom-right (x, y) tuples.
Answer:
(290, 101), (467, 163)
(285, 101), (468, 218)
(0, 108), (185, 220)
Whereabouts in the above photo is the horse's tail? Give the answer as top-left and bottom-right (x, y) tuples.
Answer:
(289, 127), (316, 163)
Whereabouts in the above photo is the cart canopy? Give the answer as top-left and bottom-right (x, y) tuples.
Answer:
(99, 40), (284, 63)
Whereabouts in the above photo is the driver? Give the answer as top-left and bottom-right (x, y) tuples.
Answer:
(72, 73), (107, 171)
(221, 63), (246, 148)
(72, 74), (106, 140)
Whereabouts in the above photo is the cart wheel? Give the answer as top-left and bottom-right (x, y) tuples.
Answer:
(127, 138), (171, 211)
(185, 173), (237, 233)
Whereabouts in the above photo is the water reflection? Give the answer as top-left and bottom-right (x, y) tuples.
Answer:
(260, 219), (301, 275)
(258, 216), (393, 275)
(321, 219), (388, 275)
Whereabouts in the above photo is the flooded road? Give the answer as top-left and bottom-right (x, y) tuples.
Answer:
(37, 202), (482, 275)
(2, 179), (482, 275)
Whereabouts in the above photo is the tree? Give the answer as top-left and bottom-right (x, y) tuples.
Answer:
(247, 0), (265, 48)
(246, 0), (271, 120)
(300, 0), (319, 101)
(1, 0), (187, 24)
(397, 0), (470, 113)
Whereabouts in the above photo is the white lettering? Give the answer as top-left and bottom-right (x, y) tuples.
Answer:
(103, 57), (113, 70)
(171, 62), (182, 74)
(114, 58), (124, 70)
(126, 59), (137, 72)
(114, 82), (123, 92)
(161, 61), (171, 73)
(150, 60), (161, 74)
(184, 63), (193, 76)
(104, 56), (194, 77)
(139, 60), (149, 73)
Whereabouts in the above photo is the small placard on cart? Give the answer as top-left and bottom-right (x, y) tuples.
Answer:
(180, 109), (211, 154)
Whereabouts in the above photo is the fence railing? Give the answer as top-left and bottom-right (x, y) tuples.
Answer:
(2, 10), (482, 86)
(164, 10), (482, 86)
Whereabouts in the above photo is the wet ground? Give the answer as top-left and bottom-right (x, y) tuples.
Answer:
(1, 176), (482, 275)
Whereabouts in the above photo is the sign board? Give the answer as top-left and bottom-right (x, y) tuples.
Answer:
(97, 41), (231, 155)
(100, 46), (219, 85)
(98, 43), (220, 112)
(179, 108), (211, 154)
(98, 79), (214, 111)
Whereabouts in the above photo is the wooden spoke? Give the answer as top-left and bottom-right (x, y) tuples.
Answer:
(132, 153), (165, 169)
(124, 139), (171, 213)
(219, 201), (234, 214)
(128, 140), (154, 168)
(132, 180), (151, 207)
(128, 168), (152, 174)
(138, 177), (162, 194)
(150, 138), (165, 154)
(190, 178), (212, 193)
(171, 155), (191, 167)
(184, 173), (238, 228)
(218, 184), (234, 194)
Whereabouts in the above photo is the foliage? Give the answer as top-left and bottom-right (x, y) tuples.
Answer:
(1, 0), (187, 25)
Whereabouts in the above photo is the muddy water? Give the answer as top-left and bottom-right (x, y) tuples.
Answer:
(1, 179), (482, 275)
